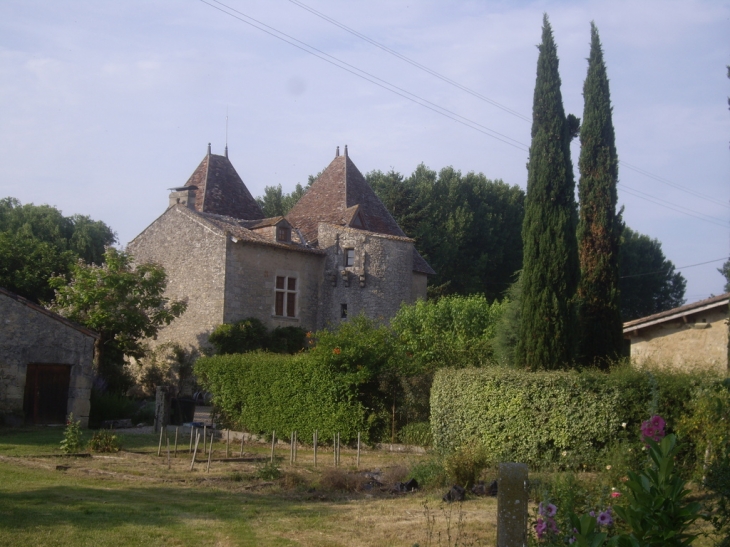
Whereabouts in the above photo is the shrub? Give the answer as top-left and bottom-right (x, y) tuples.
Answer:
(398, 422), (433, 447)
(88, 389), (138, 429)
(268, 326), (307, 354)
(319, 468), (367, 492)
(208, 318), (268, 355)
(408, 456), (449, 489)
(430, 366), (716, 470)
(88, 429), (121, 452)
(125, 342), (196, 398)
(60, 413), (83, 454)
(442, 444), (491, 488)
(255, 461), (281, 481)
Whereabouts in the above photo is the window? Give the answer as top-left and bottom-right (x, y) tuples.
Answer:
(275, 276), (297, 317)
(276, 226), (291, 242)
(344, 248), (355, 267)
(340, 304), (348, 319)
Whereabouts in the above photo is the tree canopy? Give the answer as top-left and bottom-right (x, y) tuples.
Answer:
(256, 183), (307, 217)
(517, 15), (580, 370)
(0, 197), (116, 302)
(50, 248), (186, 393)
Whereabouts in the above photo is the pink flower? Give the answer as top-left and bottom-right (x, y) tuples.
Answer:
(538, 502), (557, 517)
(650, 415), (665, 431)
(641, 415), (666, 444)
(535, 518), (547, 539)
(547, 517), (559, 534)
(611, 491), (621, 498)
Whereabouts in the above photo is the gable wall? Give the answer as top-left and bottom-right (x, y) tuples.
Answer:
(627, 306), (729, 373)
(317, 224), (416, 328)
(0, 294), (95, 427)
(224, 240), (323, 332)
(127, 207), (228, 350)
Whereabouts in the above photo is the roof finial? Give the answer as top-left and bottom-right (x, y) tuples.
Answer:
(225, 107), (229, 158)
(336, 146), (340, 157)
(344, 144), (348, 158)
(207, 142), (211, 155)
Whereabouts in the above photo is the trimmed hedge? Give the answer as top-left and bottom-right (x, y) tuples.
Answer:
(430, 367), (717, 468)
(195, 352), (366, 443)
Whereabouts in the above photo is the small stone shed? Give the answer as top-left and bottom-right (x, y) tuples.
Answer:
(623, 292), (729, 374)
(0, 287), (97, 427)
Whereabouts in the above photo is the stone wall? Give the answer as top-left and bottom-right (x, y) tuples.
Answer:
(628, 307), (729, 373)
(317, 223), (417, 328)
(224, 238), (324, 332)
(127, 207), (228, 350)
(411, 272), (428, 302)
(0, 291), (95, 427)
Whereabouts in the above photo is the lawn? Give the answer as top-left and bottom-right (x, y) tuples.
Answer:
(0, 428), (498, 546)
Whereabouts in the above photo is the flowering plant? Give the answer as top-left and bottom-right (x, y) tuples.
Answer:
(640, 415), (665, 444)
(60, 413), (83, 454)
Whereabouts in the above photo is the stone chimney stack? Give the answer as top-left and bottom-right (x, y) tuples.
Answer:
(168, 186), (197, 209)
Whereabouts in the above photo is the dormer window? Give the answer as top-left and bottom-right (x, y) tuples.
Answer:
(344, 248), (355, 267)
(277, 226), (291, 242)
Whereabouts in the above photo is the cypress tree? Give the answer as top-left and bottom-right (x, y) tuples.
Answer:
(517, 15), (580, 370)
(576, 23), (623, 367)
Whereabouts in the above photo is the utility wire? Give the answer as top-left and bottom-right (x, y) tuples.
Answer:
(199, 0), (727, 228)
(288, 0), (729, 211)
(620, 257), (727, 279)
(203, 0), (528, 151)
(619, 183), (728, 227)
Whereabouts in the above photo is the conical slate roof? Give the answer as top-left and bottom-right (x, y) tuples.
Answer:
(184, 149), (263, 220)
(286, 150), (406, 243)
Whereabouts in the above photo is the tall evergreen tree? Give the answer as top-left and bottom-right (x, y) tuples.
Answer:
(517, 15), (580, 370)
(576, 23), (623, 367)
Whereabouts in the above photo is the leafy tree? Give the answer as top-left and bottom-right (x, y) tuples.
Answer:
(619, 227), (686, 320)
(255, 183), (307, 217)
(0, 197), (116, 302)
(50, 248), (186, 393)
(576, 23), (624, 367)
(719, 259), (730, 293)
(517, 15), (580, 370)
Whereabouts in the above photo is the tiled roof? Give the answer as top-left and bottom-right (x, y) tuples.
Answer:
(177, 207), (324, 255)
(286, 153), (407, 242)
(623, 292), (730, 332)
(0, 287), (99, 339)
(413, 248), (436, 275)
(184, 152), (264, 220)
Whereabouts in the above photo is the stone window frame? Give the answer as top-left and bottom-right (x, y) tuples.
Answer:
(276, 226), (291, 243)
(273, 273), (298, 318)
(344, 248), (355, 267)
(340, 303), (348, 319)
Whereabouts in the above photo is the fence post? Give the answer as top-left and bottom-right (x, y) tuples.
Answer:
(497, 462), (528, 547)
(313, 430), (318, 467)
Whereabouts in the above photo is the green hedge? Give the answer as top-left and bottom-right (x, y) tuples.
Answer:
(430, 367), (716, 468)
(194, 352), (366, 443)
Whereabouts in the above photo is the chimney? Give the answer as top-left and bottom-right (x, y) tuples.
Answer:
(336, 146), (340, 157)
(344, 144), (348, 158)
(224, 144), (228, 158)
(168, 186), (197, 209)
(207, 142), (211, 155)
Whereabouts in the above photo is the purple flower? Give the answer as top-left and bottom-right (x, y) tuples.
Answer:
(589, 511), (596, 517)
(597, 510), (613, 526)
(547, 517), (559, 534)
(535, 518), (547, 539)
(641, 415), (666, 443)
(650, 415), (665, 431)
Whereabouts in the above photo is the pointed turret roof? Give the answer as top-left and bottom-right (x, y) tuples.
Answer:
(184, 147), (263, 220)
(286, 149), (406, 243)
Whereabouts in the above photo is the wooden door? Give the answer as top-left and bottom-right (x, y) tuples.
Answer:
(23, 364), (71, 425)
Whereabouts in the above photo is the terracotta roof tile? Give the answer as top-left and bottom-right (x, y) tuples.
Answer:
(184, 153), (264, 220)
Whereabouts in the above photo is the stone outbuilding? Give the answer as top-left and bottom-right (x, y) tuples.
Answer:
(0, 287), (97, 427)
(623, 292), (729, 374)
(128, 144), (435, 351)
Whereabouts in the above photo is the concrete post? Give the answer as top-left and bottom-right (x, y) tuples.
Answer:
(497, 462), (528, 547)
(154, 386), (171, 434)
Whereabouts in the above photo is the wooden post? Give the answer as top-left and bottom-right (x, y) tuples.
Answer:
(497, 463), (528, 547)
(190, 432), (201, 471)
(203, 424), (207, 451)
(226, 429), (230, 458)
(174, 427), (179, 458)
(270, 431), (276, 463)
(357, 432), (361, 468)
(157, 426), (164, 457)
(294, 431), (297, 464)
(166, 438), (171, 469)
(208, 430), (213, 455)
(289, 431), (294, 465)
(240, 429), (245, 458)
(189, 426), (194, 453)
(206, 442), (212, 473)
(313, 430), (318, 467)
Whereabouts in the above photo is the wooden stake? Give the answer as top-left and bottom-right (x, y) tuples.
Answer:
(294, 431), (297, 463)
(290, 431), (294, 465)
(333, 432), (337, 467)
(166, 438), (171, 469)
(357, 431), (361, 468)
(174, 427), (179, 458)
(270, 430), (276, 463)
(190, 432), (200, 471)
(189, 426), (194, 453)
(226, 430), (230, 458)
(208, 430), (213, 455)
(206, 441), (212, 473)
(203, 424), (207, 450)
(240, 429), (245, 457)
(157, 427), (164, 457)
(313, 430), (318, 467)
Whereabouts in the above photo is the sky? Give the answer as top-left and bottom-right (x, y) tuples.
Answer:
(1, 0), (728, 303)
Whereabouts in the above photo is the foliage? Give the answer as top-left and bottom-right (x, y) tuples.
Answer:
(255, 183), (308, 217)
(517, 15), (580, 370)
(50, 248), (186, 393)
(367, 165), (524, 301)
(255, 461), (282, 481)
(704, 453), (730, 547)
(398, 422), (433, 447)
(88, 390), (139, 429)
(430, 366), (714, 470)
(60, 413), (83, 454)
(493, 273), (522, 367)
(619, 227), (686, 321)
(613, 434), (701, 547)
(194, 351), (367, 443)
(125, 342), (197, 398)
(391, 294), (507, 372)
(719, 259), (730, 293)
(442, 444), (491, 488)
(0, 197), (116, 302)
(88, 429), (121, 453)
(576, 23), (623, 368)
(208, 318), (269, 354)
(408, 455), (449, 489)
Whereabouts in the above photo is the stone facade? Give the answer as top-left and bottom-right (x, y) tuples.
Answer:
(0, 288), (96, 427)
(127, 146), (435, 351)
(624, 293), (729, 374)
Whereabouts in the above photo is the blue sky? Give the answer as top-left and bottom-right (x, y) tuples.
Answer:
(1, 0), (728, 302)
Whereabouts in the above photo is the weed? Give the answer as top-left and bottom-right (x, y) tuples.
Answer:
(443, 444), (491, 488)
(88, 429), (121, 453)
(60, 413), (83, 454)
(319, 468), (367, 492)
(255, 461), (281, 481)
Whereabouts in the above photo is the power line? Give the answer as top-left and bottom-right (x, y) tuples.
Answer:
(620, 257), (727, 279)
(288, 0), (728, 211)
(202, 0), (528, 151)
(619, 183), (728, 227)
